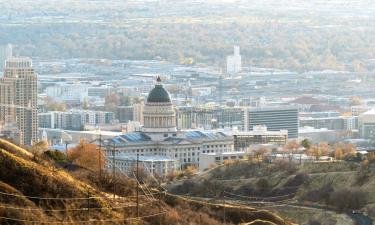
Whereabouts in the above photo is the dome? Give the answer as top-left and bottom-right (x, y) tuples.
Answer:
(146, 77), (171, 103)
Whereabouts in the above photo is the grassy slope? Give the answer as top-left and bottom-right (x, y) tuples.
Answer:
(169, 160), (375, 224)
(0, 139), (291, 225)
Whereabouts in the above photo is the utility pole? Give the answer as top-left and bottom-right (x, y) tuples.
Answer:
(112, 143), (116, 199)
(158, 179), (163, 225)
(158, 190), (162, 225)
(98, 133), (102, 185)
(65, 142), (68, 157)
(222, 192), (226, 224)
(87, 189), (90, 220)
(136, 153), (139, 218)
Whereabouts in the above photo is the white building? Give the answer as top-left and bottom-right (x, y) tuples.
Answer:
(359, 109), (375, 138)
(199, 151), (246, 171)
(46, 83), (88, 104)
(226, 45), (242, 75)
(299, 126), (342, 144)
(233, 125), (288, 151)
(107, 153), (180, 177)
(133, 102), (144, 124)
(38, 110), (115, 130)
(351, 105), (371, 116)
(104, 77), (234, 175)
(39, 128), (121, 146)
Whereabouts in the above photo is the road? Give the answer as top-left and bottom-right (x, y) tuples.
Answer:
(191, 195), (374, 225)
(268, 202), (373, 225)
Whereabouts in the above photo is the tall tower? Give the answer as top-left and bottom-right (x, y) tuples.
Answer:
(218, 75), (223, 104)
(226, 45), (242, 76)
(0, 57), (38, 145)
(5, 44), (12, 59)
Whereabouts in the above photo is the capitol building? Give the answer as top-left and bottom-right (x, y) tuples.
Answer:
(104, 77), (234, 176)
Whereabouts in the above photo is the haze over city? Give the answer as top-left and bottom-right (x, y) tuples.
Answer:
(0, 1), (374, 225)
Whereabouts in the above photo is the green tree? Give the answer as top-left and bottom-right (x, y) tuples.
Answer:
(301, 138), (311, 150)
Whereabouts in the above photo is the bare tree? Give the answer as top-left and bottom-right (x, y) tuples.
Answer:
(284, 141), (300, 163)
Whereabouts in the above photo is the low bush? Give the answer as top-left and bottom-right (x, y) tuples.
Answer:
(328, 188), (367, 211)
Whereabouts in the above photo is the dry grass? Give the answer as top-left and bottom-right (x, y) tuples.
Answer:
(0, 139), (33, 158)
(0, 138), (292, 225)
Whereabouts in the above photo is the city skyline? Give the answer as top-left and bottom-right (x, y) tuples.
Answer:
(0, 1), (374, 224)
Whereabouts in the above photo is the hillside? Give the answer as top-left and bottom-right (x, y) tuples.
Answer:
(0, 139), (291, 225)
(168, 160), (375, 225)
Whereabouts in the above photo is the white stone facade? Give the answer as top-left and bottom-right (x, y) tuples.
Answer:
(104, 77), (234, 174)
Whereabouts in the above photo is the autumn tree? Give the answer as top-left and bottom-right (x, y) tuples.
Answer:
(342, 143), (356, 160)
(31, 140), (49, 156)
(307, 142), (330, 161)
(319, 142), (329, 157)
(179, 165), (197, 178)
(68, 140), (104, 171)
(334, 146), (344, 160)
(45, 97), (67, 111)
(104, 92), (119, 112)
(253, 147), (269, 167)
(349, 96), (363, 106)
(284, 141), (300, 163)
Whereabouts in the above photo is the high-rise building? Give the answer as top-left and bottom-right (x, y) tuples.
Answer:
(5, 44), (12, 59)
(226, 45), (242, 75)
(38, 110), (115, 131)
(116, 106), (134, 123)
(133, 102), (144, 124)
(45, 83), (88, 104)
(0, 57), (38, 145)
(243, 107), (299, 138)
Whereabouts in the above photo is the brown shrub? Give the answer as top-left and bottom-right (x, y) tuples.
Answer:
(67, 140), (104, 171)
(328, 188), (367, 211)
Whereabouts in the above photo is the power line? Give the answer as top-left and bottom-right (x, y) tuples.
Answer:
(0, 190), (163, 201)
(0, 211), (168, 224)
(0, 200), (156, 212)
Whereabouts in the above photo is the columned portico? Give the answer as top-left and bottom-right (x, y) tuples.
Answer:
(142, 76), (177, 133)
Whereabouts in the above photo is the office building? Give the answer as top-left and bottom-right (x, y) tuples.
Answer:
(299, 127), (342, 144)
(0, 57), (38, 145)
(359, 110), (375, 138)
(176, 106), (214, 130)
(226, 45), (242, 75)
(176, 106), (244, 130)
(88, 86), (113, 98)
(107, 153), (180, 177)
(243, 107), (298, 138)
(289, 96), (322, 112)
(233, 125), (288, 151)
(46, 83), (88, 104)
(133, 102), (144, 124)
(352, 105), (372, 116)
(116, 106), (134, 123)
(38, 110), (115, 131)
(199, 151), (246, 171)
